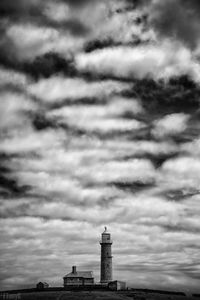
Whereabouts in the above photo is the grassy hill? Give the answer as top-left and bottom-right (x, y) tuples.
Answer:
(1, 290), (197, 300)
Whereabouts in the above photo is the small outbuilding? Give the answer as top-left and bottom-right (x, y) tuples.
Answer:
(63, 266), (94, 287)
(36, 282), (49, 290)
(108, 280), (126, 291)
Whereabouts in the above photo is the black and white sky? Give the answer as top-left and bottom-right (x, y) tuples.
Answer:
(0, 0), (200, 292)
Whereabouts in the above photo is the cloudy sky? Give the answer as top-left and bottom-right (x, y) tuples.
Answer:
(1, 0), (200, 293)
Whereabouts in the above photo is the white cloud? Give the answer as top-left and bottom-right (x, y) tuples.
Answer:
(0, 91), (36, 132)
(162, 157), (200, 175)
(0, 129), (65, 154)
(152, 113), (189, 138)
(77, 159), (156, 184)
(44, 2), (70, 22)
(159, 156), (200, 191)
(76, 41), (200, 81)
(90, 3), (155, 44)
(28, 77), (130, 102)
(49, 108), (144, 133)
(48, 97), (144, 132)
(6, 23), (84, 60)
(72, 118), (144, 133)
(0, 68), (28, 87)
(49, 97), (142, 120)
(182, 138), (200, 157)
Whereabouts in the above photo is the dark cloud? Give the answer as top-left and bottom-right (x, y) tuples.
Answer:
(0, 33), (20, 67)
(0, 174), (30, 197)
(145, 153), (181, 169)
(84, 39), (118, 53)
(48, 97), (107, 110)
(0, 51), (18, 72)
(74, 127), (150, 141)
(151, 153), (180, 168)
(37, 17), (90, 36)
(62, 0), (95, 7)
(123, 76), (200, 116)
(0, 0), (94, 22)
(84, 39), (145, 53)
(160, 189), (200, 202)
(0, 153), (30, 198)
(0, 52), (77, 80)
(122, 152), (181, 169)
(23, 53), (77, 80)
(60, 19), (89, 36)
(0, 1), (90, 65)
(31, 113), (57, 131)
(148, 0), (200, 49)
(109, 180), (155, 193)
(162, 224), (200, 234)
(0, 0), (42, 18)
(0, 83), (24, 95)
(126, 0), (149, 8)
(128, 0), (200, 48)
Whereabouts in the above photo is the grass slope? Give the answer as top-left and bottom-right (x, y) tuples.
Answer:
(5, 291), (195, 300)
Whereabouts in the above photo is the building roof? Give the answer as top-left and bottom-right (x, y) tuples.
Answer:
(64, 271), (93, 278)
(37, 282), (49, 286)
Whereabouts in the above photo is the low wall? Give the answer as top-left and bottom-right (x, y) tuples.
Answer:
(130, 288), (186, 296)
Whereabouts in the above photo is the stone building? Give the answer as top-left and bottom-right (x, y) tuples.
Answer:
(63, 266), (94, 287)
(100, 227), (113, 284)
(108, 280), (126, 291)
(36, 282), (49, 290)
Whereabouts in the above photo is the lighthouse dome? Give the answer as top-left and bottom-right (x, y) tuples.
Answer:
(100, 227), (112, 244)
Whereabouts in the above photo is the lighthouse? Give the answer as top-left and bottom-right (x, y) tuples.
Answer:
(100, 227), (113, 284)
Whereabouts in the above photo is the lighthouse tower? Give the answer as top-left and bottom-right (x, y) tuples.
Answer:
(100, 227), (113, 284)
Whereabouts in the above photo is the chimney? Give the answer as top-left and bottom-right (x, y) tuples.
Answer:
(72, 266), (77, 274)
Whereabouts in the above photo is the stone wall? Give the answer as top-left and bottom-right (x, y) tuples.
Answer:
(100, 243), (112, 283)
